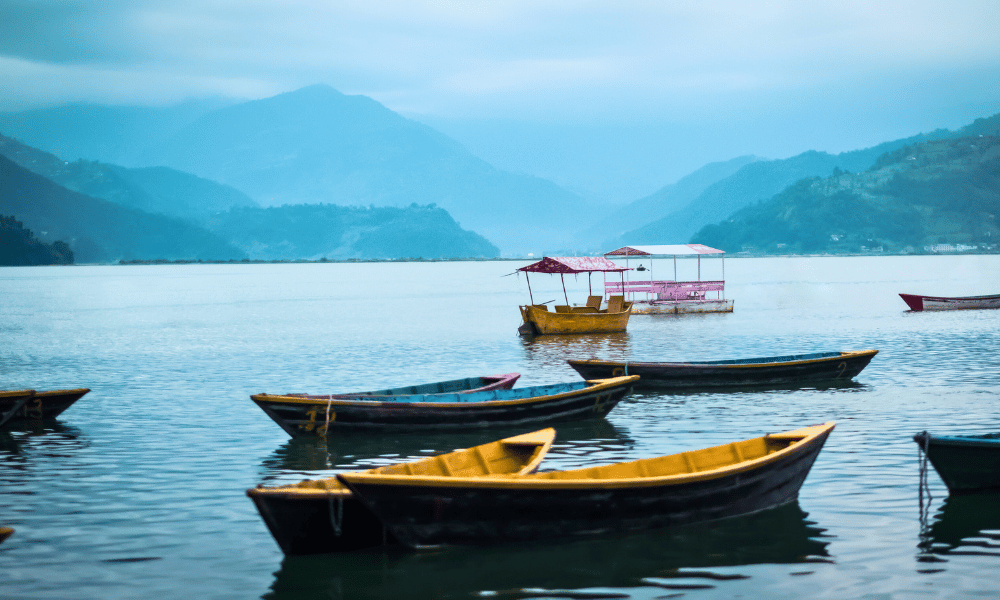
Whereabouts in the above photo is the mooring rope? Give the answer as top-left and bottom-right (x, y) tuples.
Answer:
(329, 497), (344, 537)
(322, 394), (333, 436)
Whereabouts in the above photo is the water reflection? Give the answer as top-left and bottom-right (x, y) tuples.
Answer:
(0, 422), (88, 463)
(918, 493), (1000, 560)
(264, 503), (829, 600)
(257, 419), (634, 479)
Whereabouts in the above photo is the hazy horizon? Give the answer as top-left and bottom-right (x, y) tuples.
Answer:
(3, 1), (999, 201)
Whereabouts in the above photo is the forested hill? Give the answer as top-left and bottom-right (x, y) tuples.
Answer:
(691, 134), (1000, 254)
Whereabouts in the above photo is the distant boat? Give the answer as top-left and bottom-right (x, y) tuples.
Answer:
(914, 431), (1000, 494)
(251, 376), (638, 436)
(246, 428), (555, 555)
(567, 350), (878, 389)
(338, 422), (835, 548)
(900, 293), (1000, 311)
(515, 257), (633, 335)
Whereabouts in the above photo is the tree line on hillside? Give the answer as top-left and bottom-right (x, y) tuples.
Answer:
(1, 215), (74, 266)
(692, 135), (1000, 255)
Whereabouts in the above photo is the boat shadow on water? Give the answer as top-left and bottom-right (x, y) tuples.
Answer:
(263, 502), (831, 600)
(918, 493), (1000, 562)
(0, 421), (88, 458)
(630, 379), (870, 400)
(257, 419), (635, 476)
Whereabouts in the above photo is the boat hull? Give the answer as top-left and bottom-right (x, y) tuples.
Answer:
(914, 432), (1000, 493)
(0, 390), (33, 427)
(900, 293), (1000, 311)
(1, 388), (90, 421)
(247, 428), (555, 554)
(567, 350), (877, 389)
(631, 299), (734, 315)
(0, 527), (13, 545)
(252, 376), (637, 436)
(340, 424), (833, 548)
(519, 304), (631, 335)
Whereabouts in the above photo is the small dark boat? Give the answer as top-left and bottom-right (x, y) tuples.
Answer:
(900, 293), (1000, 311)
(252, 376), (638, 436)
(1, 390), (33, 427)
(247, 428), (555, 555)
(0, 527), (13, 545)
(339, 422), (835, 548)
(567, 350), (877, 389)
(1, 388), (90, 421)
(914, 431), (1000, 494)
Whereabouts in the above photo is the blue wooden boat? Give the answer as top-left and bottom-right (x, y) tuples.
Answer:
(567, 350), (877, 389)
(339, 422), (834, 548)
(252, 376), (638, 436)
(914, 431), (1000, 494)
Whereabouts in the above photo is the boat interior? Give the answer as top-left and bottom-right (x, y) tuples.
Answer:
(287, 375), (516, 398)
(527, 424), (832, 482)
(542, 295), (631, 314)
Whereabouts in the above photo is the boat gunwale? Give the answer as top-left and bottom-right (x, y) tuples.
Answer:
(914, 433), (1000, 448)
(568, 350), (877, 370)
(247, 428), (557, 499)
(251, 376), (638, 409)
(338, 422), (835, 491)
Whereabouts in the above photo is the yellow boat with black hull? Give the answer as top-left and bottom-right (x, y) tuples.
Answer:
(247, 428), (555, 555)
(338, 422), (835, 548)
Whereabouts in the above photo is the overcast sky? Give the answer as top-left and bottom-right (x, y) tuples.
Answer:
(3, 0), (1000, 198)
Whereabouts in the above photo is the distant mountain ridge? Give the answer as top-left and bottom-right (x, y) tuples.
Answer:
(0, 133), (259, 222)
(612, 118), (990, 247)
(139, 85), (593, 254)
(691, 133), (1000, 254)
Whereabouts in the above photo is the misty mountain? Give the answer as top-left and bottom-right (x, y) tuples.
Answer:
(581, 154), (761, 246)
(0, 99), (234, 165)
(0, 133), (259, 222)
(137, 85), (592, 255)
(611, 119), (980, 247)
(208, 203), (498, 260)
(691, 134), (1000, 254)
(0, 155), (246, 262)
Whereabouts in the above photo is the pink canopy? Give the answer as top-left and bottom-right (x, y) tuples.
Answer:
(517, 256), (629, 274)
(605, 244), (724, 256)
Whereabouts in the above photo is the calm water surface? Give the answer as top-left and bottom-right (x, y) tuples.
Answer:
(2, 255), (999, 599)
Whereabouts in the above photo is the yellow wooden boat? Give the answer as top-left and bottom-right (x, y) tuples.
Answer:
(247, 428), (555, 554)
(516, 256), (633, 335)
(0, 526), (13, 545)
(339, 422), (835, 548)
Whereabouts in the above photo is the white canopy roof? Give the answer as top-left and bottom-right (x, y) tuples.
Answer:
(605, 244), (724, 256)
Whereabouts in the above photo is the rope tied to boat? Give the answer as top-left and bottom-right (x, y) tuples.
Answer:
(917, 431), (932, 536)
(321, 394), (333, 437)
(329, 496), (344, 537)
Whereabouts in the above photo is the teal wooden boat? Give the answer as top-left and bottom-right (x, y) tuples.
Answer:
(914, 431), (1000, 493)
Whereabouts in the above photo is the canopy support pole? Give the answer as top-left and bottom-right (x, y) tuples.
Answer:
(673, 256), (677, 281)
(526, 272), (534, 304)
(560, 274), (569, 305)
(588, 273), (593, 296)
(698, 255), (702, 281)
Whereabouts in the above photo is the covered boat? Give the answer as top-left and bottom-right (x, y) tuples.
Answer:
(604, 244), (732, 314)
(0, 390), (33, 427)
(567, 350), (878, 389)
(516, 256), (632, 335)
(247, 428), (555, 554)
(251, 375), (638, 436)
(900, 293), (1000, 311)
(914, 431), (1000, 494)
(338, 422), (835, 548)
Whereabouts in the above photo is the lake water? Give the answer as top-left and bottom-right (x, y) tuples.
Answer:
(2, 255), (1000, 599)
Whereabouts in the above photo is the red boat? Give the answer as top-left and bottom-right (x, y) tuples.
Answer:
(900, 293), (1000, 312)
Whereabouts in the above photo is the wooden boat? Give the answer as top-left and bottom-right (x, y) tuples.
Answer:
(252, 375), (638, 436)
(283, 373), (520, 399)
(900, 293), (1000, 311)
(914, 431), (1000, 494)
(247, 428), (555, 555)
(516, 257), (633, 335)
(0, 527), (13, 545)
(338, 422), (835, 548)
(567, 350), (878, 389)
(1, 390), (33, 427)
(1, 388), (90, 421)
